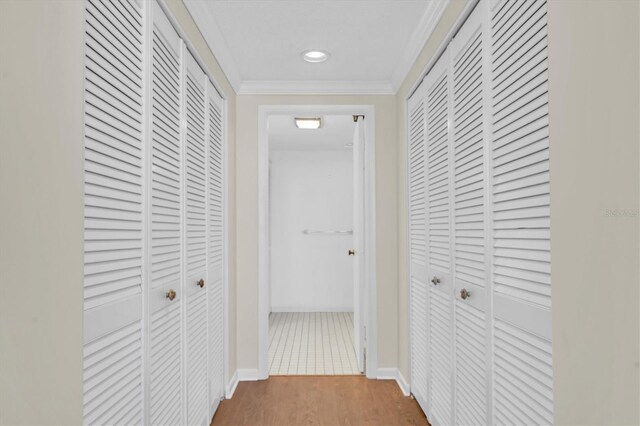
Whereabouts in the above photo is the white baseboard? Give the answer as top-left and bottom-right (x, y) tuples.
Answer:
(225, 371), (239, 399)
(395, 369), (410, 396)
(237, 368), (261, 381)
(376, 367), (410, 397)
(376, 367), (398, 380)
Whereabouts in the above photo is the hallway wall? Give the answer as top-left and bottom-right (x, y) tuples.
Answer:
(547, 1), (639, 423)
(0, 1), (85, 423)
(0, 1), (238, 423)
(395, 1), (640, 424)
(235, 95), (398, 373)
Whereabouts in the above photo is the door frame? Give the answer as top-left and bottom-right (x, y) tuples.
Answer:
(257, 104), (377, 379)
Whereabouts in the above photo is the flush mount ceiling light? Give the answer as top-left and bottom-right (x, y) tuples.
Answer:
(295, 117), (322, 129)
(301, 50), (330, 63)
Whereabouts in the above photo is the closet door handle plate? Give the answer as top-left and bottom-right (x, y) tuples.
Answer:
(197, 278), (205, 289)
(460, 288), (471, 300)
(166, 289), (177, 301)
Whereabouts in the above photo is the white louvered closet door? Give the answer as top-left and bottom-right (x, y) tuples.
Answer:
(207, 79), (225, 415)
(424, 48), (454, 426)
(148, 3), (183, 424)
(184, 51), (210, 426)
(408, 81), (429, 411)
(490, 0), (553, 423)
(450, 4), (491, 425)
(83, 0), (145, 424)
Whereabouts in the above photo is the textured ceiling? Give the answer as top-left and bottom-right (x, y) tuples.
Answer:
(184, 0), (447, 93)
(269, 115), (355, 151)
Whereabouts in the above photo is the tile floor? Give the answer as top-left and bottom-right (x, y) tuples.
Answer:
(268, 312), (361, 375)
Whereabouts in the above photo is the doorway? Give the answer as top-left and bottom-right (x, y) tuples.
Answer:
(268, 115), (358, 375)
(257, 105), (377, 379)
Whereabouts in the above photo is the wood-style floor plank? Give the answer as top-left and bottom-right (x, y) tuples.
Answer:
(211, 376), (429, 426)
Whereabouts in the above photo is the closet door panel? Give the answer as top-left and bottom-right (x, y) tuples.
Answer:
(184, 51), (210, 426)
(424, 50), (453, 426)
(149, 3), (183, 424)
(207, 80), (225, 413)
(490, 0), (554, 424)
(408, 83), (428, 410)
(450, 4), (489, 426)
(83, 0), (145, 424)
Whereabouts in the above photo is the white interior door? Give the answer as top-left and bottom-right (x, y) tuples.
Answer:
(148, 3), (183, 424)
(184, 50), (209, 426)
(206, 79), (225, 414)
(489, 0), (554, 423)
(408, 83), (429, 410)
(352, 117), (365, 373)
(82, 0), (145, 423)
(425, 47), (454, 426)
(450, 4), (490, 425)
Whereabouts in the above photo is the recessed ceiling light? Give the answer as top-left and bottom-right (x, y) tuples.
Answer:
(301, 50), (330, 63)
(295, 117), (322, 129)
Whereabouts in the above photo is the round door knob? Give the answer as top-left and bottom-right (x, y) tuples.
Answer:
(431, 276), (441, 286)
(460, 288), (471, 300)
(348, 249), (355, 256)
(197, 278), (205, 289)
(166, 289), (177, 301)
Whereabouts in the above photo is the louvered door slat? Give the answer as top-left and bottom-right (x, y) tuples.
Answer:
(491, 0), (553, 424)
(83, 0), (144, 424)
(207, 80), (225, 415)
(184, 51), (209, 426)
(149, 3), (183, 425)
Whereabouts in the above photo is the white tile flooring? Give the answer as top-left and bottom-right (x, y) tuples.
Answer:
(268, 312), (361, 375)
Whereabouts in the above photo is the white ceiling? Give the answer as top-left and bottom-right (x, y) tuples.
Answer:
(184, 0), (449, 94)
(269, 115), (355, 151)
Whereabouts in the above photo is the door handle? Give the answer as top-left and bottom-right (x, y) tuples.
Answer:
(197, 278), (205, 289)
(460, 288), (471, 300)
(348, 249), (355, 256)
(431, 276), (440, 286)
(166, 289), (177, 301)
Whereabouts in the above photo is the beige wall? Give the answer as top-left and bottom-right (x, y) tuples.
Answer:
(164, 0), (239, 389)
(548, 1), (639, 424)
(395, 0), (469, 384)
(395, 0), (640, 424)
(0, 1), (85, 423)
(235, 95), (398, 371)
(0, 1), (237, 423)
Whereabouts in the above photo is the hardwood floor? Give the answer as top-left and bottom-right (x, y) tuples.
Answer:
(211, 376), (429, 426)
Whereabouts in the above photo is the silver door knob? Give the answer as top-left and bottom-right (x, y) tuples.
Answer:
(460, 288), (471, 300)
(431, 276), (440, 286)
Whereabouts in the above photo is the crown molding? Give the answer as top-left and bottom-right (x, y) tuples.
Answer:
(183, 0), (243, 93)
(238, 80), (395, 96)
(389, 0), (451, 93)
